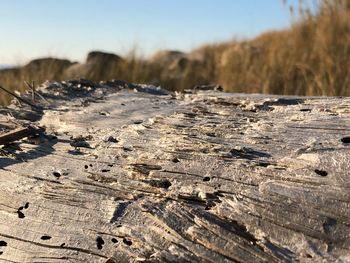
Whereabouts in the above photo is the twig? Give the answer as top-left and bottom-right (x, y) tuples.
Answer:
(0, 85), (42, 110)
(24, 81), (50, 104)
(32, 80), (35, 103)
(24, 80), (36, 103)
(15, 98), (23, 107)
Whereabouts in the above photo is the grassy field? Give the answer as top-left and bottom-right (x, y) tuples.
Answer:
(0, 0), (349, 105)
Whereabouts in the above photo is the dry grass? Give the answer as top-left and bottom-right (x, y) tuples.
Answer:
(215, 0), (350, 96)
(0, 0), (349, 105)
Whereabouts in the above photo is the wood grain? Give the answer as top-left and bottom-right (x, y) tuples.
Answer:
(0, 80), (349, 262)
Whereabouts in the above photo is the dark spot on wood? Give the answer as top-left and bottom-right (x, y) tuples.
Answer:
(68, 149), (83, 155)
(110, 202), (132, 224)
(99, 111), (110, 116)
(274, 166), (287, 171)
(203, 176), (210, 182)
(0, 251), (3, 255)
(230, 147), (271, 160)
(121, 103), (125, 106)
(273, 98), (304, 106)
(123, 146), (133, 152)
(315, 169), (328, 177)
(53, 171), (61, 178)
(323, 217), (337, 234)
(89, 164), (93, 167)
(41, 235), (51, 240)
(0, 241), (7, 246)
(17, 210), (25, 218)
(108, 164), (114, 167)
(306, 254), (313, 258)
(84, 165), (88, 169)
(133, 120), (143, 124)
(101, 169), (110, 173)
(70, 138), (91, 148)
(60, 243), (65, 247)
(24, 202), (29, 209)
(111, 238), (118, 243)
(96, 236), (105, 250)
(257, 162), (270, 167)
(18, 206), (24, 211)
(341, 136), (350, 144)
(146, 179), (172, 189)
(105, 136), (118, 143)
(49, 135), (58, 140)
(123, 238), (132, 246)
(172, 158), (180, 163)
(205, 203), (217, 210)
(300, 108), (311, 112)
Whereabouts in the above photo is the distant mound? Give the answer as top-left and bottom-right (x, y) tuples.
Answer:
(63, 51), (124, 80)
(23, 58), (75, 79)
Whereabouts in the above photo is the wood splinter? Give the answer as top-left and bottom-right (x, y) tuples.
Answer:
(24, 81), (50, 104)
(0, 125), (45, 145)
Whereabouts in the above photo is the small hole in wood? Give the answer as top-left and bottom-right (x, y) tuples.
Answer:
(0, 251), (3, 255)
(323, 217), (337, 234)
(60, 243), (65, 247)
(162, 180), (172, 189)
(96, 236), (105, 250)
(341, 136), (350, 144)
(17, 210), (25, 219)
(123, 238), (132, 246)
(84, 165), (88, 169)
(123, 147), (132, 152)
(108, 164), (114, 167)
(24, 202), (29, 209)
(101, 169), (110, 173)
(0, 241), (7, 246)
(172, 158), (180, 163)
(148, 179), (172, 189)
(52, 171), (61, 178)
(89, 164), (93, 167)
(315, 169), (328, 177)
(203, 177), (210, 182)
(111, 238), (118, 243)
(106, 136), (118, 143)
(41, 235), (51, 240)
(257, 162), (270, 167)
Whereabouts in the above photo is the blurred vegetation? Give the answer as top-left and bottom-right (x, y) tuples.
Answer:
(0, 0), (349, 105)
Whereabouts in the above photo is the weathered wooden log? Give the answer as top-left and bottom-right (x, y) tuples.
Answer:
(0, 80), (349, 262)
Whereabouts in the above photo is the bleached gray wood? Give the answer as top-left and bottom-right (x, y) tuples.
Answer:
(0, 80), (349, 262)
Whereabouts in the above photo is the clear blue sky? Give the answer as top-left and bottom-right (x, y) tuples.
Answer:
(0, 0), (298, 65)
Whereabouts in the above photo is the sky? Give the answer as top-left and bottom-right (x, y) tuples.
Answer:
(0, 0), (299, 65)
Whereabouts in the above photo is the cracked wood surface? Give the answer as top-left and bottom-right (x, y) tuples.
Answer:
(0, 80), (350, 262)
